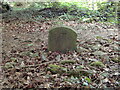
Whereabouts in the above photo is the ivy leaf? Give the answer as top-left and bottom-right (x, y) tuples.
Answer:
(85, 77), (91, 83)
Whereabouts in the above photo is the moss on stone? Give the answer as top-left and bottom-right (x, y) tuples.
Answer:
(47, 64), (67, 74)
(90, 61), (105, 67)
(60, 60), (76, 65)
(48, 26), (77, 53)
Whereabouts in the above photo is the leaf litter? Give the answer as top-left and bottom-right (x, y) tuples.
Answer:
(1, 18), (119, 88)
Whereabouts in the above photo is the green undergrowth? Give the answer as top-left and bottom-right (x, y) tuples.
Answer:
(90, 61), (105, 68)
(47, 63), (94, 77)
(60, 60), (76, 65)
(6, 1), (118, 24)
(47, 64), (67, 74)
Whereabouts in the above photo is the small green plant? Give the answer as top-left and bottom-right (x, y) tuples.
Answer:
(10, 57), (17, 62)
(47, 64), (67, 74)
(4, 62), (16, 69)
(67, 69), (93, 77)
(60, 60), (76, 65)
(66, 76), (80, 84)
(111, 57), (120, 63)
(90, 61), (105, 67)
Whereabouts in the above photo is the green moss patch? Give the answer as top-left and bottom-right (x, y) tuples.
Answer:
(47, 64), (67, 74)
(67, 69), (93, 77)
(111, 57), (120, 63)
(90, 61), (105, 68)
(4, 62), (16, 69)
(60, 60), (76, 65)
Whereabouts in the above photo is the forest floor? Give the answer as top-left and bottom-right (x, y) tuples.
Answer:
(0, 11), (120, 88)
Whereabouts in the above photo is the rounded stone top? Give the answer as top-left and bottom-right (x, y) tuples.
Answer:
(49, 26), (77, 36)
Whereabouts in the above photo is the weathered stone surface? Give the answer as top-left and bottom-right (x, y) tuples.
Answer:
(48, 26), (77, 53)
